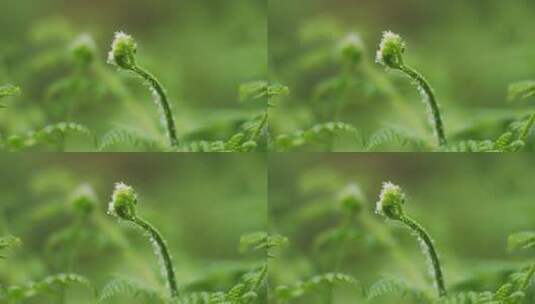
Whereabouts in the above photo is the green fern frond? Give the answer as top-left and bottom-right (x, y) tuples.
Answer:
(0, 84), (20, 108)
(365, 126), (427, 151)
(239, 81), (289, 105)
(6, 122), (93, 151)
(239, 232), (288, 256)
(2, 273), (94, 302)
(99, 127), (164, 151)
(440, 140), (495, 152)
(365, 277), (426, 301)
(0, 235), (21, 259)
(488, 264), (535, 304)
(273, 122), (361, 151)
(508, 231), (535, 252)
(437, 291), (493, 304)
(275, 272), (359, 301)
(98, 278), (162, 303)
(508, 80), (535, 102)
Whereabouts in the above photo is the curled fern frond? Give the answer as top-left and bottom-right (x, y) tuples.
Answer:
(376, 182), (447, 297)
(275, 273), (359, 301)
(108, 31), (179, 147)
(376, 31), (447, 146)
(98, 278), (162, 303)
(108, 183), (179, 298)
(508, 231), (535, 253)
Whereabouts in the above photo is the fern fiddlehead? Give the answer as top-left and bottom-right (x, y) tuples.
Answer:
(376, 31), (447, 146)
(108, 183), (179, 298)
(108, 32), (179, 148)
(376, 182), (446, 298)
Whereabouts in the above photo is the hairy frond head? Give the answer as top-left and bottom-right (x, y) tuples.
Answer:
(108, 31), (137, 70)
(376, 182), (406, 220)
(70, 33), (97, 67)
(338, 32), (365, 66)
(338, 183), (365, 214)
(108, 182), (138, 221)
(376, 31), (405, 69)
(70, 183), (98, 217)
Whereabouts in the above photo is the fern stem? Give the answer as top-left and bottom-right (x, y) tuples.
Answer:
(399, 64), (446, 146)
(400, 215), (446, 297)
(520, 113), (535, 142)
(132, 216), (179, 298)
(132, 66), (179, 148)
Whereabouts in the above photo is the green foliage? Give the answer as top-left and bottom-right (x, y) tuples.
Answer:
(0, 85), (21, 108)
(1, 273), (95, 303)
(365, 277), (426, 301)
(0, 235), (21, 259)
(508, 232), (535, 253)
(5, 122), (93, 151)
(98, 278), (162, 303)
(275, 272), (359, 302)
(269, 4), (535, 152)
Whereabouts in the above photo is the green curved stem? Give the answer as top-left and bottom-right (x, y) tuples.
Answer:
(399, 64), (447, 146)
(400, 215), (446, 297)
(132, 216), (179, 298)
(131, 66), (179, 148)
(520, 113), (535, 142)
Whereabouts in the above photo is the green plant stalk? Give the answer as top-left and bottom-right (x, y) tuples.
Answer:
(399, 215), (446, 297)
(131, 66), (179, 147)
(132, 216), (179, 298)
(359, 214), (426, 289)
(399, 65), (446, 146)
(520, 113), (535, 142)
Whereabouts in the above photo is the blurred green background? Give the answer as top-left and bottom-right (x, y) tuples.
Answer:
(268, 153), (534, 303)
(0, 153), (266, 303)
(269, 0), (535, 150)
(0, 0), (266, 149)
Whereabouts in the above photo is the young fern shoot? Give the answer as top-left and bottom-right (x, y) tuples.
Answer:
(108, 183), (179, 298)
(376, 182), (446, 298)
(108, 32), (179, 147)
(376, 31), (447, 146)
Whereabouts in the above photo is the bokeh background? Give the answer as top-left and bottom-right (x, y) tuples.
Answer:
(269, 0), (535, 150)
(0, 153), (267, 303)
(269, 153), (535, 303)
(0, 0), (266, 149)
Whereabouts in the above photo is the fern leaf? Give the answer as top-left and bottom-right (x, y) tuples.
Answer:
(239, 81), (289, 105)
(508, 80), (535, 102)
(441, 140), (495, 152)
(0, 84), (20, 108)
(99, 127), (163, 151)
(3, 273), (94, 302)
(98, 278), (162, 303)
(365, 126), (427, 151)
(366, 277), (426, 301)
(0, 235), (21, 259)
(7, 122), (93, 151)
(275, 272), (359, 301)
(274, 122), (361, 151)
(508, 231), (535, 252)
